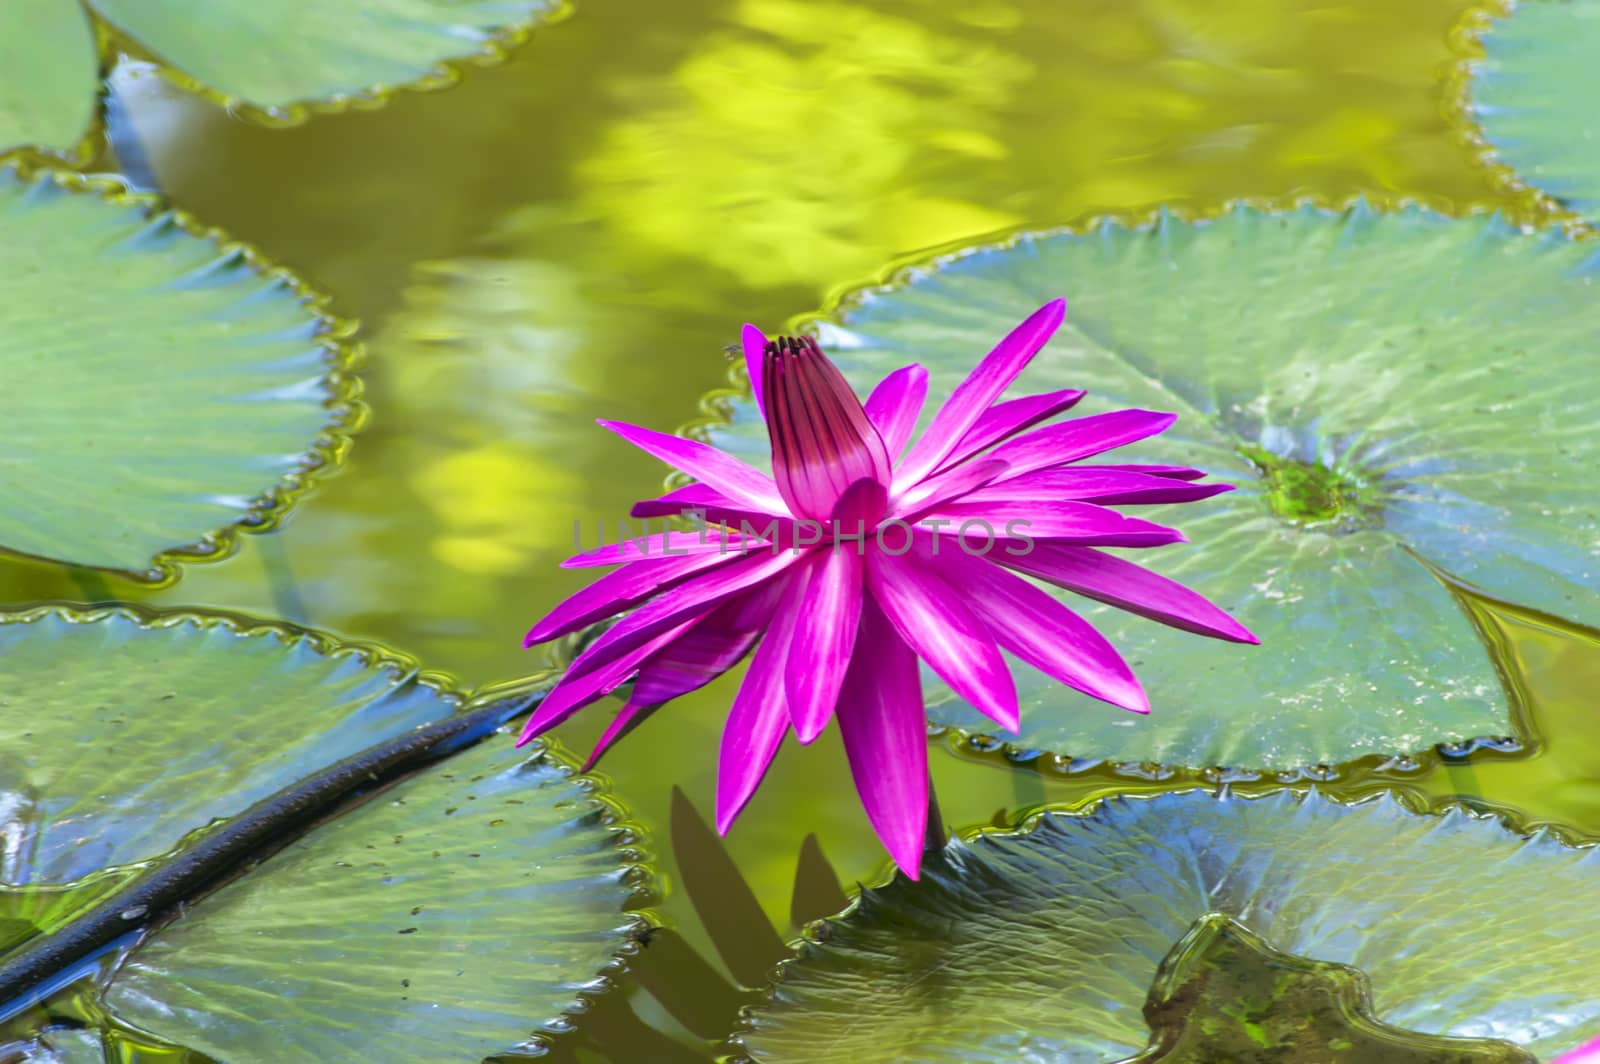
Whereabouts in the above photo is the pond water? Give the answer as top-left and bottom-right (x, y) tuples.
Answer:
(2, 0), (1598, 1059)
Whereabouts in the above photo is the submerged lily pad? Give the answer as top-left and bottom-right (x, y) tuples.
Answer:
(736, 790), (1600, 1063)
(708, 204), (1600, 769)
(0, 168), (356, 578)
(1132, 916), (1533, 1063)
(0, 605), (647, 1061)
(1466, 0), (1600, 224)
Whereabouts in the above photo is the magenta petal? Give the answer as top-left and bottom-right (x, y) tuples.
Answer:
(583, 581), (786, 770)
(562, 529), (765, 567)
(923, 498), (1185, 547)
(626, 482), (727, 515)
(921, 543), (1147, 714)
(599, 419), (784, 512)
(835, 594), (928, 879)
(1552, 1036), (1600, 1064)
(1095, 463), (1208, 481)
(630, 579), (785, 707)
(982, 409), (1179, 480)
(958, 468), (1233, 507)
(564, 549), (799, 682)
(896, 299), (1067, 485)
(891, 458), (1009, 519)
(866, 548), (1019, 733)
(741, 323), (768, 414)
(1000, 542), (1259, 644)
(934, 387), (1085, 472)
(525, 551), (738, 645)
(784, 544), (863, 742)
(516, 611), (706, 745)
(582, 698), (656, 771)
(716, 571), (808, 832)
(863, 363), (929, 461)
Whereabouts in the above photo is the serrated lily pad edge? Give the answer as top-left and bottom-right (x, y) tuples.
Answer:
(94, 1), (569, 132)
(723, 785), (1593, 1062)
(0, 165), (364, 584)
(675, 199), (1558, 782)
(0, 599), (454, 692)
(1444, 0), (1596, 232)
(0, 599), (663, 1055)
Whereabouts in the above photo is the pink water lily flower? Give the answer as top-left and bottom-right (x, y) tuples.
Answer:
(520, 299), (1256, 878)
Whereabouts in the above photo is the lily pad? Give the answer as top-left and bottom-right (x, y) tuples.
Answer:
(91, 0), (559, 116)
(1466, 0), (1600, 224)
(707, 204), (1600, 769)
(0, 0), (98, 161)
(0, 605), (648, 1061)
(100, 731), (643, 1063)
(0, 167), (356, 578)
(0, 0), (558, 155)
(0, 605), (453, 923)
(735, 789), (1600, 1063)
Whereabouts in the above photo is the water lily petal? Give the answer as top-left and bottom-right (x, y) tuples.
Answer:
(835, 595), (928, 880)
(921, 540), (1147, 714)
(717, 570), (808, 833)
(584, 581), (787, 769)
(517, 611), (708, 744)
(896, 298), (1067, 485)
(1000, 542), (1258, 644)
(565, 548), (800, 682)
(562, 529), (765, 567)
(742, 323), (768, 414)
(526, 551), (740, 644)
(1553, 1036), (1600, 1064)
(982, 409), (1179, 480)
(960, 468), (1233, 506)
(935, 387), (1085, 472)
(1094, 463), (1208, 481)
(785, 543), (864, 743)
(923, 498), (1185, 547)
(866, 548), (1018, 733)
(863, 363), (929, 461)
(599, 418), (785, 511)
(626, 481), (728, 515)
(892, 458), (1009, 518)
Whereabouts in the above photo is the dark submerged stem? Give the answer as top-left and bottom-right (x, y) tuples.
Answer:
(923, 772), (948, 867)
(0, 692), (539, 1014)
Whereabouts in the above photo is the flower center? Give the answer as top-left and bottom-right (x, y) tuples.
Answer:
(1237, 445), (1382, 534)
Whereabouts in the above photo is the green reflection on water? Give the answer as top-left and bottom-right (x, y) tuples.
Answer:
(3, 0), (1593, 1054)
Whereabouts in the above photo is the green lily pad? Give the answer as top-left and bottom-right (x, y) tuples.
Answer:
(1466, 0), (1600, 225)
(90, 0), (559, 117)
(99, 732), (643, 1063)
(0, 1), (559, 155)
(0, 0), (98, 161)
(735, 790), (1600, 1063)
(707, 204), (1600, 769)
(0, 605), (648, 1060)
(0, 605), (453, 924)
(0, 167), (356, 578)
